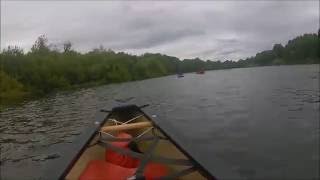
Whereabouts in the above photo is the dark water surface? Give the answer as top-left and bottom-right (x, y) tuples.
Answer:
(0, 65), (319, 179)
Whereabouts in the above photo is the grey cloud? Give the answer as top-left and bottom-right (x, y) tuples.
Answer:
(121, 28), (205, 49)
(184, 48), (219, 59)
(216, 38), (239, 44)
(1, 1), (318, 61)
(217, 49), (241, 57)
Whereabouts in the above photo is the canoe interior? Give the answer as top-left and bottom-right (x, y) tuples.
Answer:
(66, 106), (206, 179)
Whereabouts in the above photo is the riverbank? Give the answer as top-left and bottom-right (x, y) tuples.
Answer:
(0, 79), (116, 110)
(0, 71), (175, 110)
(1, 63), (319, 111)
(1, 32), (318, 109)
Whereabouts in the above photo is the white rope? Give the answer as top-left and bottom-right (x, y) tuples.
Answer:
(101, 115), (149, 139)
(99, 130), (116, 138)
(108, 118), (123, 125)
(107, 115), (143, 125)
(123, 115), (143, 124)
(135, 127), (153, 139)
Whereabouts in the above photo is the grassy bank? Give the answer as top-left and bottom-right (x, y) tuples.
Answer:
(0, 71), (29, 108)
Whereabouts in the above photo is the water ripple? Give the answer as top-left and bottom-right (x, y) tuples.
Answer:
(0, 65), (319, 179)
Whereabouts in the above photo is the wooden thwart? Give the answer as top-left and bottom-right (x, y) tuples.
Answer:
(101, 122), (153, 132)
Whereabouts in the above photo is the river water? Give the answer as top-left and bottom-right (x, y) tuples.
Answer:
(0, 65), (319, 179)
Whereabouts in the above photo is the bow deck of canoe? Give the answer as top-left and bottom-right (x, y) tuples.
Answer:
(63, 105), (214, 179)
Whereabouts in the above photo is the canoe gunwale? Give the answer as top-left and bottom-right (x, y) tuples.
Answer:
(62, 104), (215, 179)
(58, 112), (112, 180)
(140, 107), (215, 180)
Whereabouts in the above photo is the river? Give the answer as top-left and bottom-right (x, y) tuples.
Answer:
(0, 64), (319, 179)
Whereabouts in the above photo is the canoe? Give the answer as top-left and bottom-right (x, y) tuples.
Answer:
(63, 104), (214, 179)
(196, 70), (205, 74)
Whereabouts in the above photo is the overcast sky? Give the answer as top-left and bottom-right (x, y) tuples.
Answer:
(1, 1), (319, 61)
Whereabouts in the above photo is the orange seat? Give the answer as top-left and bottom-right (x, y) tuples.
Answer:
(80, 160), (169, 180)
(79, 160), (135, 180)
(105, 132), (139, 168)
(144, 163), (169, 179)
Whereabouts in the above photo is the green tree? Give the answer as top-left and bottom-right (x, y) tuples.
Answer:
(30, 35), (50, 54)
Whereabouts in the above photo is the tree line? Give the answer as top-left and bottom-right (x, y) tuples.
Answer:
(0, 31), (319, 106)
(239, 31), (319, 66)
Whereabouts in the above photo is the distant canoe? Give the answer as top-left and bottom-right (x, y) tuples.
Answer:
(196, 70), (205, 74)
(177, 73), (184, 78)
